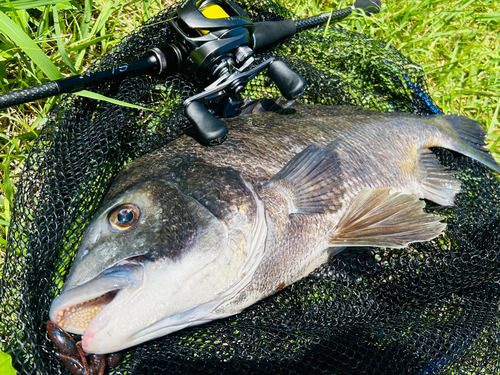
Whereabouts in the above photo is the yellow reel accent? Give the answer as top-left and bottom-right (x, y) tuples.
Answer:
(200, 3), (230, 19)
(198, 3), (230, 35)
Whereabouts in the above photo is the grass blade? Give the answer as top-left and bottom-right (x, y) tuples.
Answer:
(76, 90), (153, 111)
(74, 0), (92, 71)
(0, 10), (63, 80)
(51, 4), (77, 74)
(0, 0), (69, 12)
(0, 350), (16, 375)
(88, 1), (118, 39)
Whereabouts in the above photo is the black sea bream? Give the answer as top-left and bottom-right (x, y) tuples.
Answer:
(50, 103), (500, 354)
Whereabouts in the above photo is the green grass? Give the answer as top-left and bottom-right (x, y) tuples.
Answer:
(0, 0), (499, 271)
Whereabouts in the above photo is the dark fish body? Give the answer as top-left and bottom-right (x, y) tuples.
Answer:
(50, 103), (500, 354)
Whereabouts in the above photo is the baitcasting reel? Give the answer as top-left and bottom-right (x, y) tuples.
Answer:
(169, 0), (307, 145)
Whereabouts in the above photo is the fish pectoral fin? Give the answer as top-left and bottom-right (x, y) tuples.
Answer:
(419, 149), (462, 206)
(262, 143), (344, 214)
(329, 188), (446, 248)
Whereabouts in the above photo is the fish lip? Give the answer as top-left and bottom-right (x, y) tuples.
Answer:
(49, 259), (144, 335)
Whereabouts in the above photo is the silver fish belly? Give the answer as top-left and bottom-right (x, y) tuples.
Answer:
(50, 103), (500, 354)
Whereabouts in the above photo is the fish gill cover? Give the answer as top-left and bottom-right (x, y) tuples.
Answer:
(1, 0), (500, 374)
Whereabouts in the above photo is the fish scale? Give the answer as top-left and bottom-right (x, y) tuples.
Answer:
(50, 102), (500, 354)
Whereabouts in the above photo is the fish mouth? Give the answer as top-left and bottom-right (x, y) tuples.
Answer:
(54, 290), (119, 330)
(49, 258), (145, 335)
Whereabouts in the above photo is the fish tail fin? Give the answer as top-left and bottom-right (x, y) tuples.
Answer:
(435, 115), (500, 173)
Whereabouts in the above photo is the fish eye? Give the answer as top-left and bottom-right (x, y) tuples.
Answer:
(108, 204), (140, 231)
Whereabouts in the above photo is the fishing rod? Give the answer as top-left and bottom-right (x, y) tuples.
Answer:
(0, 0), (381, 145)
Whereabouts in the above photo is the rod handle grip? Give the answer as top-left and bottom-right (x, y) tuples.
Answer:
(252, 20), (296, 52)
(0, 82), (60, 110)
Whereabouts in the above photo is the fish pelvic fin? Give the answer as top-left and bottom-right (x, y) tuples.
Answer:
(434, 115), (500, 174)
(329, 188), (446, 248)
(262, 143), (344, 214)
(420, 149), (462, 206)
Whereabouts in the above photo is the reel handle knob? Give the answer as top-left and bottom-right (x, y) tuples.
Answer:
(268, 60), (307, 100)
(185, 101), (228, 146)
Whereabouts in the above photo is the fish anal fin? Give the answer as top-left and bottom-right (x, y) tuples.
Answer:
(262, 143), (344, 214)
(329, 188), (446, 248)
(420, 149), (462, 206)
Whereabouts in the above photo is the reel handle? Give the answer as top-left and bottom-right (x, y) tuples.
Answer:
(268, 61), (307, 100)
(185, 101), (228, 146)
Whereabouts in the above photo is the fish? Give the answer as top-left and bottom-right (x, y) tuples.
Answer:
(49, 101), (500, 354)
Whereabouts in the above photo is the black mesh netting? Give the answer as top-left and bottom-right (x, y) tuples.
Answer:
(2, 1), (500, 374)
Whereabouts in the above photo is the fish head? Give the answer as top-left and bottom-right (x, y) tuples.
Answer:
(50, 156), (263, 354)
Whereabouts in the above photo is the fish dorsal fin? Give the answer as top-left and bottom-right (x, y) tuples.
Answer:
(419, 149), (462, 206)
(262, 143), (344, 214)
(329, 188), (446, 248)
